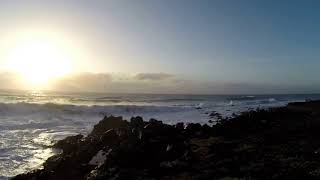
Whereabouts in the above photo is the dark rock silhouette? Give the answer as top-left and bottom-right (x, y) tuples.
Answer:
(13, 100), (320, 180)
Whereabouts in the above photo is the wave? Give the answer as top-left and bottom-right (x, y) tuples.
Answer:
(228, 96), (256, 101)
(0, 102), (211, 130)
(268, 98), (276, 102)
(0, 102), (189, 115)
(92, 97), (205, 103)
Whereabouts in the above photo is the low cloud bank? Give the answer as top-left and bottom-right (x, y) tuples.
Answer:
(0, 71), (319, 94)
(135, 73), (173, 81)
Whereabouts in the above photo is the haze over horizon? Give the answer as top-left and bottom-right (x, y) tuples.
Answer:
(0, 0), (319, 94)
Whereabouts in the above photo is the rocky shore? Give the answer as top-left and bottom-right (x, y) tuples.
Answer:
(13, 100), (320, 180)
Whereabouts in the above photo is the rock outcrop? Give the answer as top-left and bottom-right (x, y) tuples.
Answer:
(13, 100), (320, 180)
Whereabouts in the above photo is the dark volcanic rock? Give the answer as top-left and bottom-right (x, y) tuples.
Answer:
(53, 134), (83, 154)
(175, 122), (184, 131)
(100, 129), (120, 146)
(90, 115), (128, 136)
(13, 101), (320, 180)
(130, 116), (144, 128)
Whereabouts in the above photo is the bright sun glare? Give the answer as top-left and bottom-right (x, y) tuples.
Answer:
(5, 40), (72, 86)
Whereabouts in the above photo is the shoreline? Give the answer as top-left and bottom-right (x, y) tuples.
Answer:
(13, 100), (320, 180)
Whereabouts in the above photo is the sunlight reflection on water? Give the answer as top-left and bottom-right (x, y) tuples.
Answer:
(27, 148), (61, 170)
(0, 129), (63, 180)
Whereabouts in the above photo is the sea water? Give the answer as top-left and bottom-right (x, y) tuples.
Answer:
(0, 89), (319, 179)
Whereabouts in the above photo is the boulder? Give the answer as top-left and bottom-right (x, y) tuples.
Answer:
(53, 134), (83, 154)
(130, 116), (144, 128)
(175, 122), (185, 131)
(100, 129), (120, 146)
(90, 116), (128, 136)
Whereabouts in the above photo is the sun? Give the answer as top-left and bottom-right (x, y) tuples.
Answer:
(5, 40), (72, 87)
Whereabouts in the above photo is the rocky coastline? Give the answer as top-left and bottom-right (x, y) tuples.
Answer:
(13, 100), (320, 180)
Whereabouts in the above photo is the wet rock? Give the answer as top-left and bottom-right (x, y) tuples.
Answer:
(149, 118), (163, 125)
(130, 116), (144, 128)
(100, 129), (120, 146)
(90, 116), (128, 136)
(53, 134), (83, 154)
(175, 122), (184, 131)
(185, 123), (203, 137)
(159, 159), (188, 170)
(88, 150), (109, 166)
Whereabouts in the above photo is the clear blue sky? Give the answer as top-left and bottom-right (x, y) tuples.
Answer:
(0, 0), (320, 93)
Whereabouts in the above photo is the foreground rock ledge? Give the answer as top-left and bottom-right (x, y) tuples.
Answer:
(13, 101), (320, 180)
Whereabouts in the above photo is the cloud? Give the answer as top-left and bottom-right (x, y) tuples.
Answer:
(0, 71), (320, 94)
(51, 72), (179, 93)
(134, 73), (174, 81)
(50, 72), (113, 92)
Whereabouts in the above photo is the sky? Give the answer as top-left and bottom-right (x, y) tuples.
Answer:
(0, 0), (319, 94)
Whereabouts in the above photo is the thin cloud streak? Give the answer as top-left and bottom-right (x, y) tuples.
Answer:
(0, 71), (319, 94)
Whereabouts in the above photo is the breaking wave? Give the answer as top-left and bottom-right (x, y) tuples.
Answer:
(1, 92), (320, 179)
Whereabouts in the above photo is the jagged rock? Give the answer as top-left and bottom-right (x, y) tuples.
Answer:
(185, 123), (203, 137)
(149, 118), (163, 124)
(53, 134), (83, 154)
(100, 129), (120, 146)
(175, 122), (184, 131)
(130, 116), (144, 128)
(90, 116), (128, 136)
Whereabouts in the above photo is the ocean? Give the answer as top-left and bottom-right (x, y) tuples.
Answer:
(0, 89), (320, 179)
